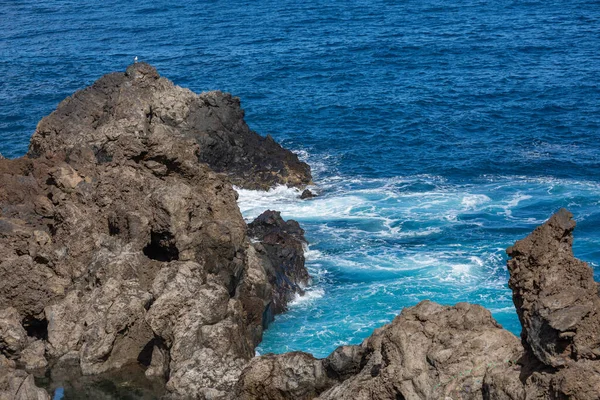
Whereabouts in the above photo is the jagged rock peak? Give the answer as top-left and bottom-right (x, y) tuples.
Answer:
(507, 208), (600, 368)
(28, 62), (312, 190)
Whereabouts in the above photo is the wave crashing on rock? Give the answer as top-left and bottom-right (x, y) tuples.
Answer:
(1, 64), (598, 400)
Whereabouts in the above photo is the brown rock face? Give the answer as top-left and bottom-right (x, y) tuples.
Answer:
(28, 63), (311, 191)
(507, 208), (600, 367)
(235, 301), (523, 400)
(235, 209), (600, 400)
(0, 355), (50, 400)
(0, 64), (310, 399)
(505, 208), (600, 399)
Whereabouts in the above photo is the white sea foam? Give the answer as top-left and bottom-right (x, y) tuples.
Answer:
(502, 194), (533, 218)
(394, 227), (442, 238)
(488, 306), (517, 313)
(469, 256), (485, 267)
(289, 287), (325, 306)
(237, 173), (599, 353)
(304, 244), (323, 260)
(235, 184), (303, 216)
(461, 194), (491, 209)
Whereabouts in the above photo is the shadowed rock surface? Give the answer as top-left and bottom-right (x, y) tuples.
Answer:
(0, 63), (310, 399)
(248, 210), (310, 317)
(0, 355), (50, 400)
(234, 209), (600, 400)
(28, 63), (311, 191)
(300, 189), (314, 199)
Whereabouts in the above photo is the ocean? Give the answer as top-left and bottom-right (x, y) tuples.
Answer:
(1, 0), (599, 361)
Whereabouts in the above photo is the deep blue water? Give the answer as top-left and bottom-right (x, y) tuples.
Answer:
(2, 0), (599, 363)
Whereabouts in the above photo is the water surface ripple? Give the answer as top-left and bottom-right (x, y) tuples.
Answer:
(1, 0), (599, 358)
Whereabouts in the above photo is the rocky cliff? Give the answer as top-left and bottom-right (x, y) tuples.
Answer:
(28, 63), (312, 191)
(235, 209), (600, 400)
(0, 64), (311, 399)
(2, 63), (599, 400)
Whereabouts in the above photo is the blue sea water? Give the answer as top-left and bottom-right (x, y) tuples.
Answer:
(2, 0), (600, 365)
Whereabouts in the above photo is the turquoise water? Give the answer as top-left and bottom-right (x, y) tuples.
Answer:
(239, 172), (600, 357)
(1, 0), (599, 360)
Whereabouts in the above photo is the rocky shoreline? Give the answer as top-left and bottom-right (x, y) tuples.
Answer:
(1, 65), (598, 399)
(0, 63), (311, 399)
(235, 209), (600, 400)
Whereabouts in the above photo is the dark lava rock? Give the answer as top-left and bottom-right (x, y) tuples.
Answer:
(0, 64), (311, 399)
(300, 189), (315, 199)
(248, 210), (310, 318)
(28, 62), (312, 191)
(234, 209), (600, 400)
(505, 208), (600, 398)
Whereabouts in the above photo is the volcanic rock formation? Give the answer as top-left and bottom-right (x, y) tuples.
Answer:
(0, 355), (50, 400)
(28, 63), (312, 191)
(248, 210), (310, 318)
(300, 189), (315, 199)
(505, 208), (600, 399)
(2, 63), (599, 400)
(235, 209), (600, 400)
(0, 63), (310, 399)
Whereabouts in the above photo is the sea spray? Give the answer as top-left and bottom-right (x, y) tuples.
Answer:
(237, 174), (600, 357)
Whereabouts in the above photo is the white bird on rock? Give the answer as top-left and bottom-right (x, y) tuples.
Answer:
(134, 56), (138, 63)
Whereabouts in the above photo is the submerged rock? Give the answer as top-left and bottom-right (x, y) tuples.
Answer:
(39, 361), (165, 400)
(235, 209), (600, 400)
(300, 189), (315, 199)
(0, 64), (310, 399)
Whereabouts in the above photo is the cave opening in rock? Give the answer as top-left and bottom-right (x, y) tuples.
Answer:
(138, 339), (156, 367)
(22, 315), (48, 341)
(143, 231), (179, 262)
